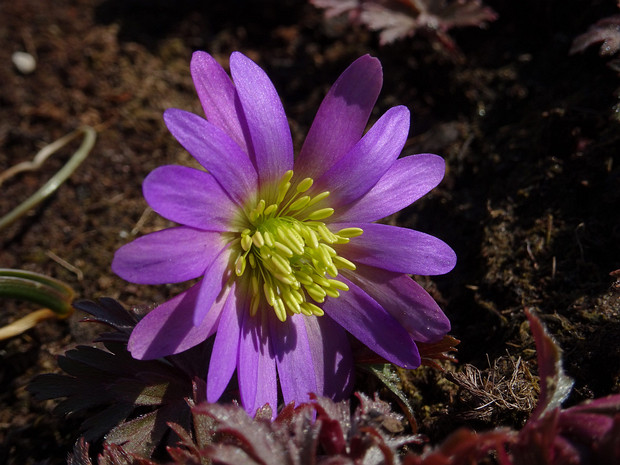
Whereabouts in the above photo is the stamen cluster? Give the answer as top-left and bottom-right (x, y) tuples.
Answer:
(234, 170), (363, 322)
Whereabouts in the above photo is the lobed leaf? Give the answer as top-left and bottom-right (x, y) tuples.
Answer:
(28, 298), (205, 458)
(310, 0), (497, 48)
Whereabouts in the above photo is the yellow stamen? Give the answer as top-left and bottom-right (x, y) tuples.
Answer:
(296, 177), (314, 193)
(333, 255), (356, 271)
(235, 254), (246, 276)
(324, 287), (340, 298)
(305, 208), (334, 221)
(236, 170), (362, 321)
(288, 195), (311, 212)
(273, 241), (293, 257)
(241, 233), (252, 252)
(328, 279), (349, 291)
(306, 191), (330, 208)
(254, 231), (267, 248)
(263, 231), (275, 248)
(337, 227), (364, 238)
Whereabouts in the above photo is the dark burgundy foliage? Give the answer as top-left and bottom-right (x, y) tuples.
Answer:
(67, 393), (421, 465)
(28, 298), (209, 458)
(161, 392), (423, 465)
(570, 15), (620, 56)
(29, 301), (620, 465)
(401, 310), (620, 465)
(310, 0), (497, 49)
(68, 439), (157, 465)
(570, 3), (620, 73)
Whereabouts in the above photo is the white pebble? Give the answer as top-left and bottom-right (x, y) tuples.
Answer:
(12, 51), (36, 74)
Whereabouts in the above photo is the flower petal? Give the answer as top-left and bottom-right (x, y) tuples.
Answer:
(194, 246), (234, 325)
(128, 281), (229, 359)
(229, 52), (294, 188)
(314, 106), (409, 207)
(144, 165), (238, 231)
(334, 222), (456, 275)
(303, 314), (354, 401)
(164, 108), (258, 206)
(295, 55), (383, 181)
(270, 313), (317, 406)
(332, 153), (446, 223)
(207, 282), (243, 402)
(190, 51), (249, 153)
(237, 310), (278, 416)
(321, 276), (421, 368)
(344, 264), (450, 342)
(112, 227), (224, 284)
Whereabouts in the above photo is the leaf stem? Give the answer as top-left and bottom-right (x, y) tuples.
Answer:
(0, 269), (75, 340)
(0, 126), (97, 230)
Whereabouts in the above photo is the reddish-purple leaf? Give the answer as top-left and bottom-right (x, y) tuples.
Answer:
(311, 0), (497, 47)
(570, 15), (620, 56)
(525, 309), (574, 421)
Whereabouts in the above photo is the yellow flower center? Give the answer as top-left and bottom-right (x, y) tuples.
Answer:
(233, 170), (363, 322)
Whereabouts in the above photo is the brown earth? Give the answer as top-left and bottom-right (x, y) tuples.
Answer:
(1, 0), (619, 463)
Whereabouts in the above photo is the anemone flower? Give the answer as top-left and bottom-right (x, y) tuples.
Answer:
(112, 51), (456, 415)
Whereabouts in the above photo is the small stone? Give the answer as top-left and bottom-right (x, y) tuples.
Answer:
(12, 51), (36, 74)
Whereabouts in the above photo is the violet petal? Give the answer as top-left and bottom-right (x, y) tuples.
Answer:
(163, 108), (258, 206)
(207, 282), (243, 402)
(190, 51), (249, 153)
(343, 264), (450, 342)
(296, 55), (383, 181)
(194, 246), (234, 325)
(229, 52), (294, 188)
(314, 105), (409, 207)
(334, 222), (456, 275)
(128, 281), (229, 359)
(270, 313), (317, 406)
(111, 227), (224, 284)
(303, 314), (354, 401)
(237, 310), (278, 416)
(321, 276), (421, 368)
(332, 153), (445, 223)
(143, 165), (238, 231)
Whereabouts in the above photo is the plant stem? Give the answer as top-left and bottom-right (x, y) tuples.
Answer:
(0, 125), (96, 230)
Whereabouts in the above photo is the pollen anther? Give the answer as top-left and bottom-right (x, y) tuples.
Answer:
(237, 170), (363, 321)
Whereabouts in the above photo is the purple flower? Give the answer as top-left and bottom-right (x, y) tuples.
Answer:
(112, 51), (456, 415)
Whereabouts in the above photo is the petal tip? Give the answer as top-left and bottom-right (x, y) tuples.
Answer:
(229, 50), (250, 68)
(353, 54), (382, 72)
(127, 332), (147, 360)
(191, 50), (211, 65)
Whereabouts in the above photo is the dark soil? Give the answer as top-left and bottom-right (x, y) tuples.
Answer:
(1, 0), (619, 463)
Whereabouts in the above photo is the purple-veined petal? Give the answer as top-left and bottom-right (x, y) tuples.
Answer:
(191, 51), (249, 153)
(128, 281), (230, 359)
(321, 276), (421, 368)
(237, 310), (278, 416)
(343, 264), (450, 342)
(207, 282), (243, 402)
(112, 227), (225, 284)
(143, 165), (238, 231)
(194, 246), (234, 325)
(314, 106), (409, 207)
(331, 153), (445, 223)
(303, 314), (354, 401)
(295, 55), (383, 181)
(164, 108), (258, 206)
(270, 313), (317, 406)
(229, 52), (293, 189)
(334, 222), (456, 275)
